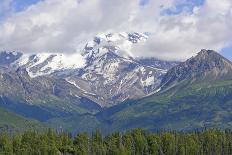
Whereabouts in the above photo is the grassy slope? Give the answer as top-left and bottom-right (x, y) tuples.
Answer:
(42, 79), (232, 134)
(94, 79), (232, 133)
(46, 113), (103, 134)
(0, 107), (46, 134)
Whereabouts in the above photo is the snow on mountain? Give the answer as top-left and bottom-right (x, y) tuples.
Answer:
(0, 32), (178, 106)
(83, 32), (148, 60)
(61, 32), (176, 106)
(12, 53), (85, 77)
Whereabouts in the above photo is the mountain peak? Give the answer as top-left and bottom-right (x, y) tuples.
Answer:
(191, 49), (232, 69)
(198, 49), (215, 55)
(196, 49), (226, 61)
(82, 32), (148, 60)
(160, 49), (232, 90)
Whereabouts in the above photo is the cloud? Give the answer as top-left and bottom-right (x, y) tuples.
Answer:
(0, 0), (135, 53)
(0, 0), (231, 61)
(132, 0), (232, 60)
(0, 0), (175, 53)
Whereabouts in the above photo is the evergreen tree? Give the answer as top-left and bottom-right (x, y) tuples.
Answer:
(73, 133), (89, 155)
(1, 128), (232, 155)
(0, 134), (13, 155)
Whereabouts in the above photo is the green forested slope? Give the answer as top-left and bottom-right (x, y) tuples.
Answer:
(46, 79), (232, 134)
(0, 107), (46, 133)
(96, 79), (232, 133)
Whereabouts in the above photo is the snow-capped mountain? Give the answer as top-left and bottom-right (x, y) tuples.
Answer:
(0, 32), (178, 106)
(83, 32), (148, 59)
(10, 53), (85, 77)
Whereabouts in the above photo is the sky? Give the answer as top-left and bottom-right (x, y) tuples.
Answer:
(0, 0), (231, 61)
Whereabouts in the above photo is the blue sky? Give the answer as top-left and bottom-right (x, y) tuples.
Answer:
(163, 0), (204, 15)
(0, 0), (231, 60)
(13, 0), (41, 12)
(0, 0), (41, 20)
(221, 47), (232, 60)
(139, 0), (149, 6)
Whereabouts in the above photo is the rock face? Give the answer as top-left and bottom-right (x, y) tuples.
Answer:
(66, 32), (172, 106)
(160, 49), (232, 90)
(0, 32), (178, 106)
(0, 68), (101, 121)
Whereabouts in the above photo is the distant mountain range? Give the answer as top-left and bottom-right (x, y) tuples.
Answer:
(1, 33), (232, 134)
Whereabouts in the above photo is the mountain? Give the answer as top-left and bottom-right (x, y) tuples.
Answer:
(0, 32), (178, 133)
(0, 32), (177, 106)
(3, 28), (232, 134)
(0, 68), (101, 121)
(92, 50), (232, 133)
(160, 49), (232, 91)
(1, 46), (232, 134)
(70, 32), (170, 106)
(135, 57), (179, 70)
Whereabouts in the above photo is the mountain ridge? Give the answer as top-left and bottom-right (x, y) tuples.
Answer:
(85, 49), (232, 133)
(159, 49), (232, 92)
(0, 32), (178, 106)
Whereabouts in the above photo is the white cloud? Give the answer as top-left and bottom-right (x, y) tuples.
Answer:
(0, 0), (175, 53)
(0, 0), (231, 61)
(132, 0), (232, 60)
(0, 0), (136, 52)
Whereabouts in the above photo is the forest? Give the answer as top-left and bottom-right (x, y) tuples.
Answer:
(1, 128), (232, 155)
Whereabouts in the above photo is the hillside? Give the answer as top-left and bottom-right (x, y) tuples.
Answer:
(0, 107), (45, 134)
(0, 68), (101, 122)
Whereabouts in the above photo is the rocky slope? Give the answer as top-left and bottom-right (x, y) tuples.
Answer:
(160, 49), (232, 91)
(0, 32), (178, 106)
(0, 68), (101, 121)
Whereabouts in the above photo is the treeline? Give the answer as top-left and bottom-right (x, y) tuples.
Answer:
(1, 128), (232, 155)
